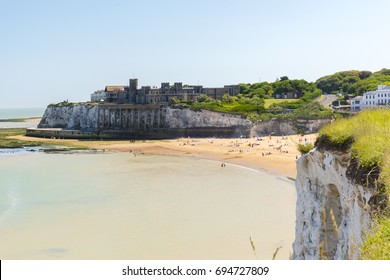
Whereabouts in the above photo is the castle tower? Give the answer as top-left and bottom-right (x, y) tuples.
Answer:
(174, 82), (183, 92)
(129, 79), (138, 103)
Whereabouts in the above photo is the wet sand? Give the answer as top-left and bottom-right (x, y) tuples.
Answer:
(12, 134), (317, 179)
(24, 118), (41, 123)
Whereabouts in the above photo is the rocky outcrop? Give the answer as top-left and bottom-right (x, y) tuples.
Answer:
(252, 118), (330, 136)
(293, 149), (376, 259)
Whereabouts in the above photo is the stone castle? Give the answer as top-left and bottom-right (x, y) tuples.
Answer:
(91, 78), (240, 104)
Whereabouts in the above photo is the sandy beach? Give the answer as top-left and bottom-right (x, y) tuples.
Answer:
(24, 118), (41, 123)
(13, 133), (317, 179)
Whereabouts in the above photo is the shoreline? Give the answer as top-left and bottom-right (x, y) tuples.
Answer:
(0, 117), (41, 123)
(11, 133), (318, 179)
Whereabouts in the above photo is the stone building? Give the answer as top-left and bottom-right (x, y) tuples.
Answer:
(274, 91), (302, 99)
(91, 78), (240, 104)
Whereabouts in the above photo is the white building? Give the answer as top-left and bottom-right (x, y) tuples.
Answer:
(351, 85), (390, 111)
(90, 90), (109, 102)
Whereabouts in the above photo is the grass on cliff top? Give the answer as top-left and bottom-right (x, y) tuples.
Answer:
(318, 109), (390, 174)
(319, 110), (390, 207)
(264, 98), (297, 108)
(0, 128), (43, 148)
(361, 214), (390, 260)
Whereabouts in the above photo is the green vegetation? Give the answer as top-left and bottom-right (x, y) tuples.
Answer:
(315, 68), (390, 96)
(316, 109), (390, 259)
(298, 143), (314, 154)
(0, 118), (27, 123)
(171, 76), (330, 121)
(318, 109), (390, 171)
(0, 128), (42, 148)
(48, 100), (101, 108)
(279, 102), (333, 120)
(264, 99), (297, 108)
(48, 100), (82, 107)
(170, 94), (266, 121)
(361, 215), (390, 260)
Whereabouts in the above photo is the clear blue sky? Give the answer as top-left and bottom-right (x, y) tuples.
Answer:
(1, 0), (390, 108)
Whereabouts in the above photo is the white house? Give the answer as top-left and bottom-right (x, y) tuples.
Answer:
(351, 85), (390, 111)
(90, 90), (109, 102)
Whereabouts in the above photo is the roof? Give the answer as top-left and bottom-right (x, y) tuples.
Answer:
(105, 86), (127, 92)
(352, 96), (363, 100)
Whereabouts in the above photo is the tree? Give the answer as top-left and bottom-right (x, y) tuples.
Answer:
(280, 76), (289, 81)
(252, 88), (266, 98)
(222, 94), (235, 104)
(249, 96), (264, 106)
(239, 83), (250, 95)
(196, 94), (211, 103)
(359, 71), (372, 79)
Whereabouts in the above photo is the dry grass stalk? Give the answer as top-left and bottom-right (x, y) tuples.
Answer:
(349, 232), (355, 260)
(329, 208), (339, 236)
(249, 235), (257, 259)
(321, 203), (327, 229)
(272, 246), (283, 260)
(319, 241), (327, 260)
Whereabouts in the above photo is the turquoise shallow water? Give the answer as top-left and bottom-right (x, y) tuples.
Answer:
(0, 107), (44, 128)
(0, 152), (296, 260)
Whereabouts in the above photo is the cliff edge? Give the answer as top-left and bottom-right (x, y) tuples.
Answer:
(293, 149), (374, 259)
(293, 109), (390, 259)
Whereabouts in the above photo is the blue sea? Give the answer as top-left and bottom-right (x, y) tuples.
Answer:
(0, 107), (45, 120)
(0, 107), (45, 128)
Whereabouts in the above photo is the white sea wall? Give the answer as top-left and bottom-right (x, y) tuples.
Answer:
(165, 108), (252, 128)
(292, 149), (374, 260)
(38, 104), (99, 130)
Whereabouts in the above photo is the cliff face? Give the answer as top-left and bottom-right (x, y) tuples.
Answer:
(37, 104), (328, 138)
(38, 104), (99, 131)
(252, 118), (330, 136)
(38, 104), (251, 131)
(293, 149), (375, 259)
(165, 107), (251, 128)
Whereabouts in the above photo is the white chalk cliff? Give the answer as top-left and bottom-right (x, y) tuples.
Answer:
(292, 149), (375, 259)
(38, 104), (251, 130)
(39, 104), (99, 130)
(165, 107), (251, 128)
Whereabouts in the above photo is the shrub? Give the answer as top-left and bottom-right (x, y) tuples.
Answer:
(298, 143), (314, 154)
